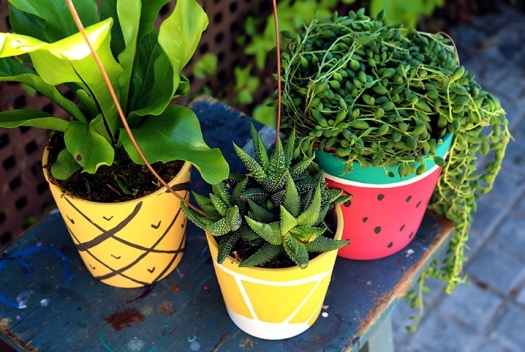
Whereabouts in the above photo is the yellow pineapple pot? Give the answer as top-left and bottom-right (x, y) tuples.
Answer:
(205, 205), (343, 340)
(43, 148), (191, 288)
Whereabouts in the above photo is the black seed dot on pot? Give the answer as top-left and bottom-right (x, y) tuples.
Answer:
(377, 194), (385, 201)
(409, 231), (415, 239)
(400, 224), (405, 231)
(387, 242), (393, 248)
(374, 226), (381, 234)
(416, 201), (421, 208)
(344, 200), (352, 207)
(406, 195), (412, 202)
(363, 217), (368, 223)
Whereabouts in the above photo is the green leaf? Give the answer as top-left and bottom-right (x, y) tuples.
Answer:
(233, 143), (266, 181)
(245, 217), (282, 245)
(120, 105), (229, 185)
(239, 243), (283, 267)
(130, 47), (180, 118)
(192, 192), (220, 217)
(268, 137), (286, 174)
(261, 168), (287, 193)
(283, 233), (309, 269)
(217, 232), (241, 264)
(231, 176), (248, 204)
(283, 128), (296, 166)
(114, 0), (140, 110)
(0, 58), (86, 121)
(280, 205), (298, 237)
(290, 226), (326, 243)
(8, 0), (98, 42)
(7, 4), (46, 42)
(250, 123), (269, 169)
(158, 0), (208, 73)
(50, 149), (81, 180)
(206, 217), (231, 237)
(225, 206), (242, 232)
(210, 194), (228, 216)
(297, 185), (322, 226)
(180, 203), (214, 230)
(248, 200), (276, 223)
(284, 173), (300, 217)
(0, 109), (67, 130)
(64, 120), (114, 174)
(212, 182), (231, 204)
(305, 235), (348, 252)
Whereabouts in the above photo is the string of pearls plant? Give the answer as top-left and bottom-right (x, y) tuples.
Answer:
(280, 8), (511, 329)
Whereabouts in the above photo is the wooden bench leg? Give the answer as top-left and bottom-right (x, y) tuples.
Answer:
(359, 313), (394, 352)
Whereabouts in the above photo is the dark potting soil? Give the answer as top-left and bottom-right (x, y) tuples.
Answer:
(44, 132), (184, 203)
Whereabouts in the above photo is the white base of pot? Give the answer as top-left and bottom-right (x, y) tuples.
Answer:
(227, 307), (314, 340)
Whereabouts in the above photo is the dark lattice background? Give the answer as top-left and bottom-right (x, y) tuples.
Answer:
(0, 0), (521, 250)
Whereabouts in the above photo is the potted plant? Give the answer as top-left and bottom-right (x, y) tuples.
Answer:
(0, 0), (229, 288)
(182, 125), (350, 339)
(279, 8), (510, 310)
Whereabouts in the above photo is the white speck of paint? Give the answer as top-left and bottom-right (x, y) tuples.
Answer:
(406, 249), (415, 257)
(16, 291), (32, 309)
(40, 299), (50, 307)
(322, 305), (329, 310)
(176, 268), (185, 278)
(126, 337), (145, 351)
(366, 281), (372, 286)
(15, 315), (20, 320)
(188, 336), (197, 343)
(189, 341), (201, 351)
(322, 312), (329, 318)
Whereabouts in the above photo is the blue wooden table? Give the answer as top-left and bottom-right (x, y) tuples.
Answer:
(0, 97), (454, 351)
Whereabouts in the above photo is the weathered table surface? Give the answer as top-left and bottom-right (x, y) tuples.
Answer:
(0, 97), (454, 351)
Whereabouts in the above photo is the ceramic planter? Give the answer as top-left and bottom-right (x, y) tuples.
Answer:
(206, 205), (343, 340)
(42, 147), (191, 288)
(315, 134), (453, 260)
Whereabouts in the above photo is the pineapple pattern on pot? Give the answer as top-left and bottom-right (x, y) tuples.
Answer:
(47, 166), (192, 288)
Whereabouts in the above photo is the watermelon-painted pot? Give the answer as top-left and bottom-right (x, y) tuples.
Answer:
(315, 134), (453, 260)
(206, 205), (343, 340)
(42, 147), (191, 288)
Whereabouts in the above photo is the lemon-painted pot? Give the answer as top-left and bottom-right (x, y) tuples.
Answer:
(206, 205), (343, 340)
(43, 147), (191, 288)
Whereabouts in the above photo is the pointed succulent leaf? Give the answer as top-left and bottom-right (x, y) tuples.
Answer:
(290, 155), (314, 179)
(261, 168), (288, 193)
(290, 226), (326, 243)
(231, 176), (249, 204)
(241, 187), (268, 203)
(284, 173), (300, 217)
(268, 137), (286, 174)
(181, 203), (214, 230)
(283, 128), (296, 166)
(248, 200), (276, 223)
(210, 193), (228, 216)
(233, 142), (266, 181)
(206, 217), (232, 237)
(305, 235), (350, 253)
(245, 217), (282, 245)
(298, 185), (322, 227)
(239, 243), (283, 267)
(192, 192), (220, 217)
(226, 206), (242, 232)
(283, 233), (309, 269)
(270, 190), (286, 208)
(237, 224), (260, 242)
(280, 205), (298, 237)
(217, 232), (241, 264)
(250, 124), (269, 169)
(323, 188), (345, 204)
(212, 182), (231, 204)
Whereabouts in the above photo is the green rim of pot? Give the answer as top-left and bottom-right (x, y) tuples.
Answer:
(314, 133), (453, 184)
